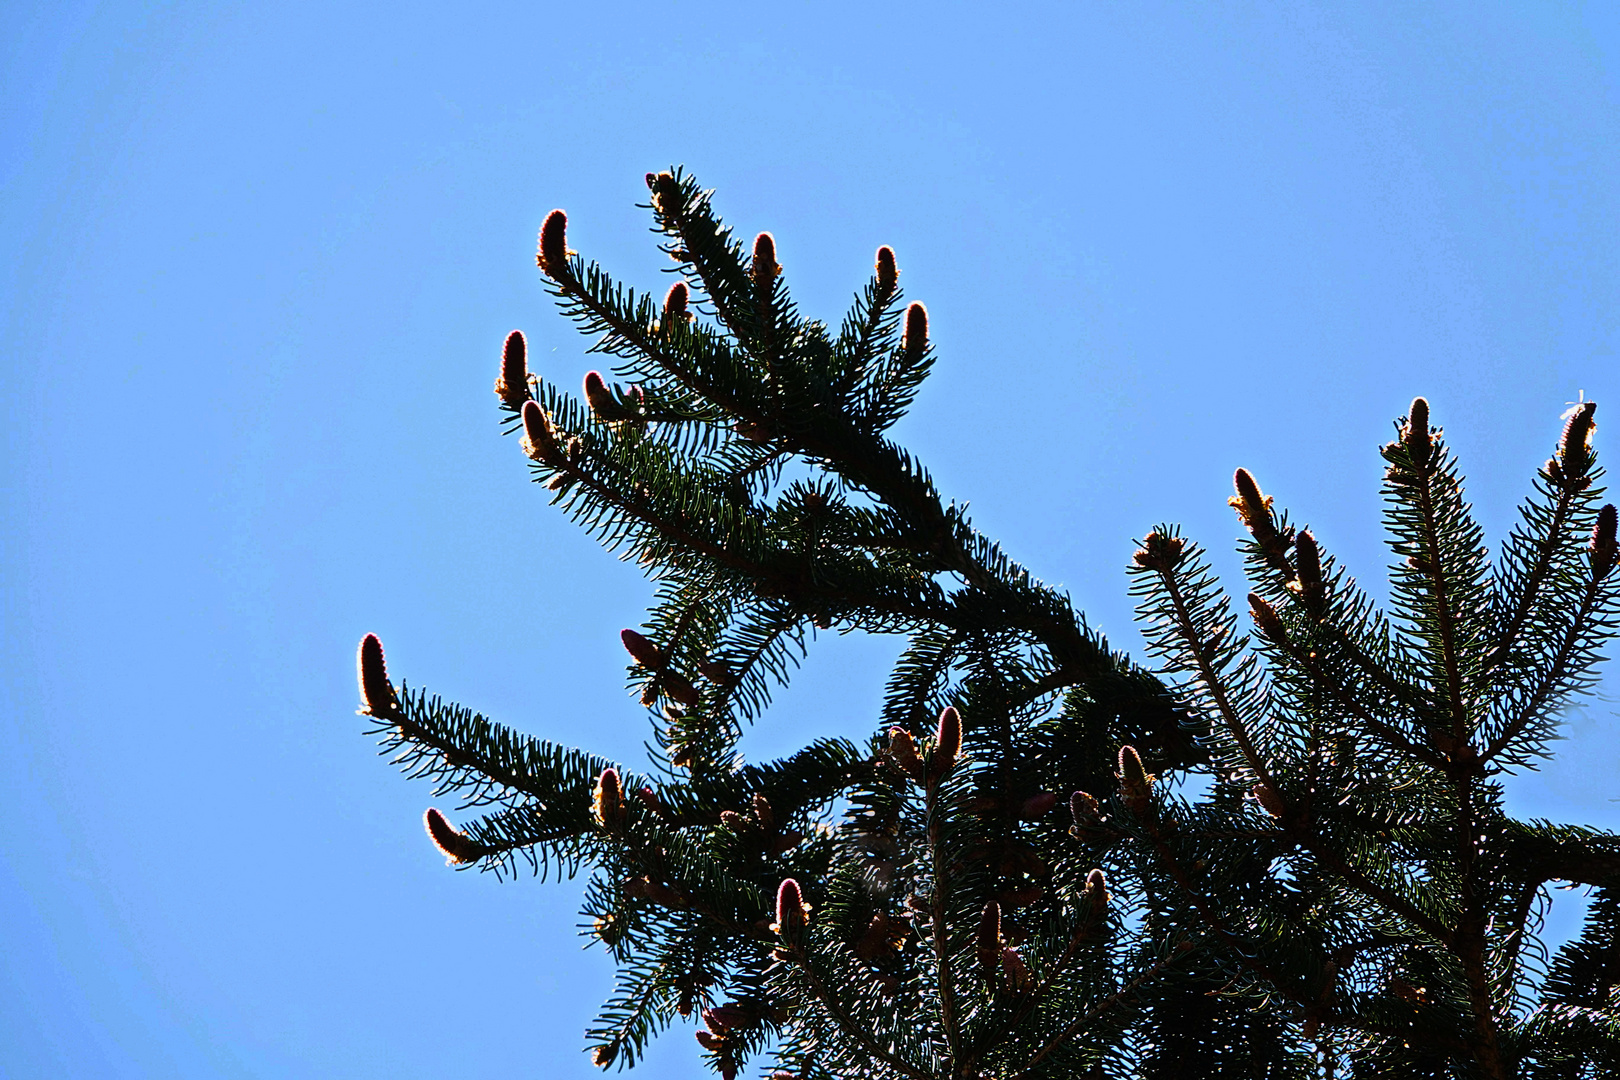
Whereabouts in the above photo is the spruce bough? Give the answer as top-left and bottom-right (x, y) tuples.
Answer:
(355, 169), (1620, 1079)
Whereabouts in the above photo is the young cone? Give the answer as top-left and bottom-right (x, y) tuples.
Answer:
(751, 793), (774, 830)
(424, 807), (486, 865)
(663, 280), (690, 326)
(698, 658), (735, 686)
(1231, 469), (1292, 575)
(875, 246), (898, 299)
(1293, 530), (1325, 613)
(977, 901), (1003, 975)
(902, 302), (928, 364)
(1405, 397), (1432, 469)
(1000, 946), (1034, 994)
(495, 330), (530, 408)
(520, 400), (565, 467)
(621, 629), (665, 669)
(751, 232), (779, 291)
(1133, 530), (1186, 572)
(1560, 401), (1598, 482)
(1249, 592), (1289, 646)
(1593, 504), (1618, 580)
(774, 878), (808, 939)
(1082, 868), (1109, 921)
(594, 767), (624, 827)
(1230, 470), (1278, 538)
(357, 633), (395, 717)
(584, 371), (631, 423)
(537, 209), (571, 281)
(1118, 746), (1152, 815)
(931, 706), (961, 780)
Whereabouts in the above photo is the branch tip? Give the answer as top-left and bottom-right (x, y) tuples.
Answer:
(537, 209), (571, 281)
(357, 633), (396, 716)
(495, 330), (530, 408)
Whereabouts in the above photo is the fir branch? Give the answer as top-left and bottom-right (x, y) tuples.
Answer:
(1011, 942), (1192, 1079)
(1482, 564), (1619, 765)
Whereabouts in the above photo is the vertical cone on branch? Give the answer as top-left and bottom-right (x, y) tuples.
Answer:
(1405, 397), (1432, 469)
(1231, 468), (1291, 573)
(902, 303), (928, 363)
(594, 767), (624, 827)
(698, 658), (735, 686)
(751, 794), (774, 830)
(855, 912), (898, 960)
(1082, 869), (1109, 921)
(663, 280), (690, 326)
(751, 232), (778, 291)
(1230, 470), (1277, 540)
(1249, 593), (1289, 645)
(538, 209), (572, 281)
(647, 172), (682, 223)
(1294, 530), (1325, 613)
(520, 400), (565, 466)
(357, 633), (396, 716)
(978, 901), (1003, 975)
(875, 246), (897, 299)
(1118, 746), (1152, 815)
(1593, 504), (1618, 580)
(584, 371), (630, 422)
(775, 878), (808, 938)
(1560, 401), (1597, 480)
(495, 330), (530, 408)
(1000, 946), (1034, 994)
(931, 706), (961, 779)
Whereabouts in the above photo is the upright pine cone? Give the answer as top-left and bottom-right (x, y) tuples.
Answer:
(1118, 746), (1153, 815)
(1404, 397), (1432, 469)
(594, 767), (625, 827)
(537, 209), (571, 281)
(931, 706), (961, 780)
(774, 878), (809, 939)
(875, 246), (898, 299)
(357, 633), (396, 717)
(902, 302), (928, 365)
(495, 330), (530, 408)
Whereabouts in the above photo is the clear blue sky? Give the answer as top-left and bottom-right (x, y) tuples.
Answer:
(5, 3), (1619, 1077)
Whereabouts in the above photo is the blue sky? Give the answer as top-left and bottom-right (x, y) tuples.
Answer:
(4, 3), (1619, 1077)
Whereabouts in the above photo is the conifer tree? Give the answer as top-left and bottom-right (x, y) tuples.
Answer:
(355, 169), (1620, 1079)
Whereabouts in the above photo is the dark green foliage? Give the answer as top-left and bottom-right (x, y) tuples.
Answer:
(355, 170), (1619, 1078)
